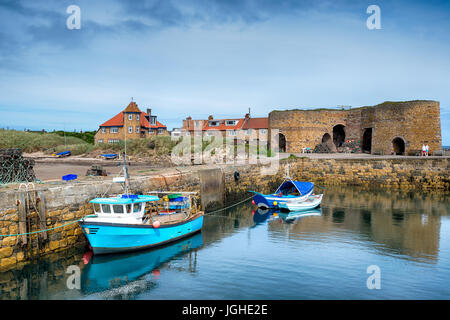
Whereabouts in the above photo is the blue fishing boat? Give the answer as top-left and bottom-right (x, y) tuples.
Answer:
(249, 180), (315, 209)
(79, 194), (203, 255)
(79, 153), (203, 255)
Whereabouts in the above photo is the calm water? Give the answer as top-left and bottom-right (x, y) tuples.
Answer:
(1, 186), (449, 300)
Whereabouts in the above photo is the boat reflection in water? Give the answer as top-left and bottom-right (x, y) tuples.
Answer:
(277, 208), (322, 224)
(80, 232), (204, 296)
(253, 207), (322, 225)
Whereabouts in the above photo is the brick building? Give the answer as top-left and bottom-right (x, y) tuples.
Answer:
(94, 101), (168, 144)
(268, 100), (442, 155)
(181, 114), (268, 142)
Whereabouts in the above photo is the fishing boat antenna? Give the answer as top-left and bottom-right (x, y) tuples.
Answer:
(122, 151), (130, 195)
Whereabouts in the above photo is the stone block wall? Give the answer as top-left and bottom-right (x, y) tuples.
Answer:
(269, 100), (442, 155)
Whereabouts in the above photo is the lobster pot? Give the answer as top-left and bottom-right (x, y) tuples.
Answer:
(0, 148), (36, 184)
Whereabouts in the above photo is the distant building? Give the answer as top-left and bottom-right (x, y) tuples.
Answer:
(181, 114), (268, 142)
(269, 100), (442, 155)
(94, 101), (168, 144)
(171, 128), (182, 139)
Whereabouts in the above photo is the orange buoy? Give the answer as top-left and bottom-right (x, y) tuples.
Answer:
(153, 221), (161, 228)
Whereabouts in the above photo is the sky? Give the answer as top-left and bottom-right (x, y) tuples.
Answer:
(0, 0), (449, 144)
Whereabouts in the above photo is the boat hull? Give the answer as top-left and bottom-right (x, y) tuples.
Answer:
(80, 214), (204, 255)
(251, 190), (313, 209)
(277, 194), (323, 212)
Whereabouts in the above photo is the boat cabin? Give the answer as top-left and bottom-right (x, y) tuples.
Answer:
(90, 195), (159, 220)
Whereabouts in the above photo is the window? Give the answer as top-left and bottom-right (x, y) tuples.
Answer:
(243, 130), (248, 135)
(226, 120), (237, 126)
(126, 204), (132, 214)
(113, 204), (124, 214)
(110, 127), (118, 133)
(158, 128), (164, 134)
(133, 203), (142, 213)
(260, 129), (267, 134)
(136, 114), (140, 121)
(128, 114), (133, 121)
(93, 203), (101, 213)
(101, 204), (111, 213)
(128, 126), (133, 133)
(102, 128), (106, 133)
(136, 126), (140, 133)
(97, 139), (104, 143)
(149, 129), (155, 134)
(150, 116), (156, 125)
(209, 121), (220, 126)
(228, 130), (236, 136)
(108, 139), (120, 144)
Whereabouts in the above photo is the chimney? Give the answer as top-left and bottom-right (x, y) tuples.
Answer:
(147, 108), (151, 117)
(208, 115), (213, 120)
(244, 113), (250, 119)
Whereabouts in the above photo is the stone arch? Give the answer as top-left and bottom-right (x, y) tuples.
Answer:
(321, 133), (335, 151)
(392, 137), (405, 155)
(362, 128), (372, 153)
(275, 133), (286, 152)
(332, 124), (346, 148)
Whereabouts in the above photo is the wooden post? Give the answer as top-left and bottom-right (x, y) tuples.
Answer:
(37, 191), (47, 241)
(16, 191), (27, 245)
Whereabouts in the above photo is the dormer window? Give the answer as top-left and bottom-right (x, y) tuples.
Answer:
(209, 121), (220, 127)
(226, 120), (237, 126)
(150, 116), (157, 125)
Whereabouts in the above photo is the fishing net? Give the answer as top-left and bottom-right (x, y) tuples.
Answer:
(0, 148), (36, 184)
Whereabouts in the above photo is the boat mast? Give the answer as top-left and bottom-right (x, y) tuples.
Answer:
(123, 106), (130, 195)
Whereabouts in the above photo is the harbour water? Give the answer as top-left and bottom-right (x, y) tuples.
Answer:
(0, 186), (449, 300)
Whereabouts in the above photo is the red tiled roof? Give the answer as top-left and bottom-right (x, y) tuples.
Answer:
(123, 101), (141, 113)
(99, 102), (166, 129)
(100, 111), (166, 129)
(99, 112), (124, 127)
(202, 118), (245, 131)
(242, 117), (268, 129)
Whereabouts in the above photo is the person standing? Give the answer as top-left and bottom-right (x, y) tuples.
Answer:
(425, 144), (429, 157)
(422, 144), (426, 156)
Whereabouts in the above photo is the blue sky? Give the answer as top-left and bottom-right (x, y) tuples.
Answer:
(0, 0), (449, 144)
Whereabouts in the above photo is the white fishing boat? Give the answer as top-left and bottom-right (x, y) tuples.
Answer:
(277, 194), (323, 212)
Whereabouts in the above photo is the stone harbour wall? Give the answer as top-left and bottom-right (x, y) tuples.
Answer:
(0, 157), (449, 272)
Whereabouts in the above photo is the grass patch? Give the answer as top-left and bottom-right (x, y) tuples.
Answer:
(0, 129), (90, 153)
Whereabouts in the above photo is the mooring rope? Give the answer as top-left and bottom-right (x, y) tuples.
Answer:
(204, 196), (254, 216)
(0, 215), (98, 238)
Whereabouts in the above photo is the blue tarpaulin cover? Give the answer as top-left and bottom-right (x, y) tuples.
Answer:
(275, 181), (314, 196)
